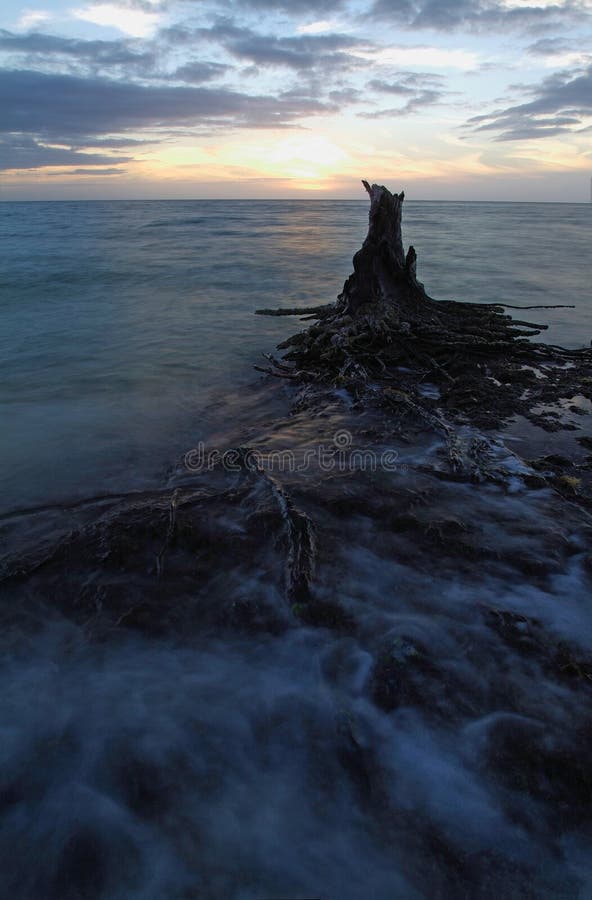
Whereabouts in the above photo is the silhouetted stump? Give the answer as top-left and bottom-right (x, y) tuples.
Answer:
(257, 180), (592, 430)
(337, 181), (417, 314)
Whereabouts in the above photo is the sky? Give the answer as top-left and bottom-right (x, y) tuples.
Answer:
(1, 0), (591, 199)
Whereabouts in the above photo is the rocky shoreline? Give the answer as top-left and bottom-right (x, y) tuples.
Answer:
(1, 186), (592, 898)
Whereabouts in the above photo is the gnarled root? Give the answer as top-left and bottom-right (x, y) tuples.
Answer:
(256, 181), (592, 428)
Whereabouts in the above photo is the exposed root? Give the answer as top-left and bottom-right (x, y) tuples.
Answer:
(256, 181), (592, 429)
(255, 304), (333, 317)
(240, 450), (317, 604)
(268, 478), (316, 604)
(155, 488), (180, 577)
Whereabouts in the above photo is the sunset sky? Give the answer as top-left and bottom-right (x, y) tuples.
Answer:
(1, 0), (591, 199)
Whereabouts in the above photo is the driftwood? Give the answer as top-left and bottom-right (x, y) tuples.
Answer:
(257, 181), (592, 429)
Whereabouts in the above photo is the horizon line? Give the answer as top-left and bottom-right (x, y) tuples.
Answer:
(1, 197), (590, 204)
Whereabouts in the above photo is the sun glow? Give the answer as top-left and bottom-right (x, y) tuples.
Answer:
(152, 133), (350, 185)
(251, 135), (348, 179)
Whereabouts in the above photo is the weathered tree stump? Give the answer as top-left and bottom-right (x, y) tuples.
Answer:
(337, 181), (419, 315)
(256, 181), (591, 429)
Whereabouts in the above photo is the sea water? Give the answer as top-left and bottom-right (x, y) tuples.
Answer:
(1, 200), (592, 899)
(1, 200), (591, 514)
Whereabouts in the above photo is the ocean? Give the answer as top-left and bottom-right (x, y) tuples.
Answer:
(1, 199), (591, 514)
(1, 199), (592, 899)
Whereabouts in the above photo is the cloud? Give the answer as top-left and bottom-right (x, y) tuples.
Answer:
(362, 72), (446, 116)
(16, 10), (53, 30)
(297, 20), (343, 34)
(72, 136), (154, 148)
(0, 68), (335, 148)
(467, 63), (592, 139)
(359, 93), (443, 116)
(369, 71), (445, 94)
(0, 134), (130, 170)
(354, 44), (478, 70)
(369, 0), (591, 32)
(190, 19), (363, 73)
(67, 167), (125, 174)
(171, 60), (229, 83)
(526, 36), (591, 66)
(359, 72), (448, 119)
(0, 28), (157, 72)
(72, 3), (161, 37)
(230, 0), (345, 10)
(527, 36), (573, 55)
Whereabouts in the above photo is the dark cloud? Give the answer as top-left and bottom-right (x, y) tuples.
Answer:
(67, 167), (125, 175)
(369, 71), (444, 95)
(362, 71), (446, 116)
(190, 19), (363, 72)
(359, 90), (443, 117)
(526, 36), (590, 64)
(71, 137), (155, 148)
(0, 28), (156, 72)
(328, 87), (361, 103)
(171, 60), (229, 83)
(527, 36), (573, 56)
(0, 68), (335, 148)
(219, 0), (346, 11)
(0, 134), (130, 171)
(0, 27), (229, 87)
(370, 0), (588, 32)
(467, 64), (592, 140)
(167, 0), (347, 19)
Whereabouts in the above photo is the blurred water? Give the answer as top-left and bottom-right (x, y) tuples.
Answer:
(1, 200), (592, 899)
(1, 199), (590, 512)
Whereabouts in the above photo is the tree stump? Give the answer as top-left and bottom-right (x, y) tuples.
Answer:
(256, 180), (591, 429)
(337, 181), (422, 316)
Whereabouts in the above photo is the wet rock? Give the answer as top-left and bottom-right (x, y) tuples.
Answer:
(105, 743), (180, 820)
(49, 827), (141, 900)
(0, 480), (295, 638)
(222, 595), (287, 636)
(478, 715), (592, 826)
(553, 643), (592, 683)
(530, 454), (573, 471)
(292, 597), (354, 633)
(485, 607), (592, 687)
(521, 472), (548, 490)
(370, 636), (440, 713)
(485, 609), (543, 656)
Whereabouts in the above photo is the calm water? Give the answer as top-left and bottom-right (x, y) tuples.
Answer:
(1, 200), (591, 514)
